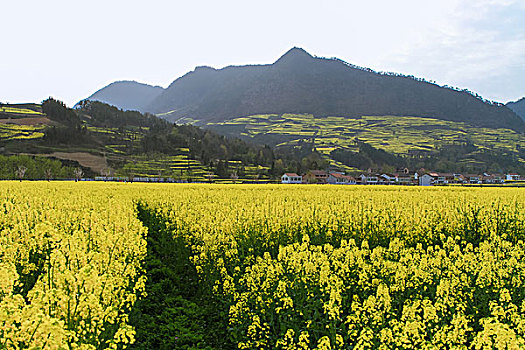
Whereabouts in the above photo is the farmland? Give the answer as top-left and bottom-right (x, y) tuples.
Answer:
(206, 113), (525, 174)
(0, 104), (45, 118)
(0, 104), (49, 142)
(2, 182), (525, 349)
(208, 114), (525, 156)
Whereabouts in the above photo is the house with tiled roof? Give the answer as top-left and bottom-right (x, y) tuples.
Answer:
(327, 172), (356, 185)
(304, 170), (329, 184)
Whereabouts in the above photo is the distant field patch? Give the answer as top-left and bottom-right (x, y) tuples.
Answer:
(0, 123), (46, 141)
(0, 117), (52, 125)
(45, 152), (108, 174)
(0, 104), (45, 118)
(208, 113), (525, 156)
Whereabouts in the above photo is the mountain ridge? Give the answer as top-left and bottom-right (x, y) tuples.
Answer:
(82, 48), (525, 132)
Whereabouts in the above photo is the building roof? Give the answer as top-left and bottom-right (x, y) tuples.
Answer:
(283, 173), (300, 177)
(330, 173), (355, 180)
(309, 170), (328, 176)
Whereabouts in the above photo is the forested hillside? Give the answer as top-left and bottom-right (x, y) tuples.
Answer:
(0, 99), (329, 180)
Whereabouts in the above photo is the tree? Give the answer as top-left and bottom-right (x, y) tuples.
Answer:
(15, 166), (27, 182)
(44, 168), (53, 182)
(185, 168), (193, 183)
(230, 170), (239, 184)
(100, 168), (110, 178)
(74, 168), (83, 182)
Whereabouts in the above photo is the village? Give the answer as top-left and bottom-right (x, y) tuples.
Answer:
(281, 169), (523, 186)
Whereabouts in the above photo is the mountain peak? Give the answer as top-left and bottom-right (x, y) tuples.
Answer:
(194, 65), (217, 72)
(81, 81), (164, 113)
(274, 47), (314, 64)
(507, 97), (525, 122)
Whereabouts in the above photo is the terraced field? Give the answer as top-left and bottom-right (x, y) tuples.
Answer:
(0, 123), (46, 141)
(115, 150), (271, 182)
(208, 114), (525, 156)
(117, 151), (209, 180)
(0, 104), (49, 141)
(0, 104), (45, 118)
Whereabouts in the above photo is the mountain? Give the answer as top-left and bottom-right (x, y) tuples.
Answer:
(507, 97), (525, 121)
(144, 47), (524, 131)
(82, 81), (164, 112)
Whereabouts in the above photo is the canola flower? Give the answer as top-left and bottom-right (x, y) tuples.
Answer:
(1, 182), (525, 349)
(0, 182), (147, 349)
(145, 184), (525, 349)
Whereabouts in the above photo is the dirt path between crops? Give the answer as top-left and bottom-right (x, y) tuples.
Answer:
(47, 152), (108, 174)
(0, 117), (53, 125)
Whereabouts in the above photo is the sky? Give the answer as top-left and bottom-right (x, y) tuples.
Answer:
(1, 0), (524, 106)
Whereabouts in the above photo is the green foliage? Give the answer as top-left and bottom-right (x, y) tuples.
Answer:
(129, 205), (232, 350)
(42, 98), (81, 127)
(43, 125), (92, 146)
(0, 155), (74, 179)
(77, 100), (169, 129)
(331, 142), (402, 171)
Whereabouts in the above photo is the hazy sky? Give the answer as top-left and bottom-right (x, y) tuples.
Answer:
(2, 0), (524, 106)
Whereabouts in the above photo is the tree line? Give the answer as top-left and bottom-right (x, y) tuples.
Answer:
(0, 155), (75, 180)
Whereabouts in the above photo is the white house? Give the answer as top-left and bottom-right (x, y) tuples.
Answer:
(482, 173), (504, 184)
(506, 174), (521, 181)
(466, 174), (482, 184)
(359, 174), (379, 185)
(419, 174), (434, 186)
(281, 173), (302, 184)
(380, 174), (397, 184)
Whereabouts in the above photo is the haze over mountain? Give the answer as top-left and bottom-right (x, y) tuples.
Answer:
(85, 48), (525, 131)
(507, 98), (525, 122)
(82, 81), (163, 113)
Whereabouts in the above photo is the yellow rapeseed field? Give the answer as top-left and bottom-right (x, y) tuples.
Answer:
(1, 182), (525, 349)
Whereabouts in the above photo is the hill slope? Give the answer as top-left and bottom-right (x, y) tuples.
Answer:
(507, 97), (525, 121)
(2, 99), (525, 176)
(82, 81), (164, 112)
(146, 48), (524, 131)
(209, 113), (525, 173)
(0, 99), (302, 181)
